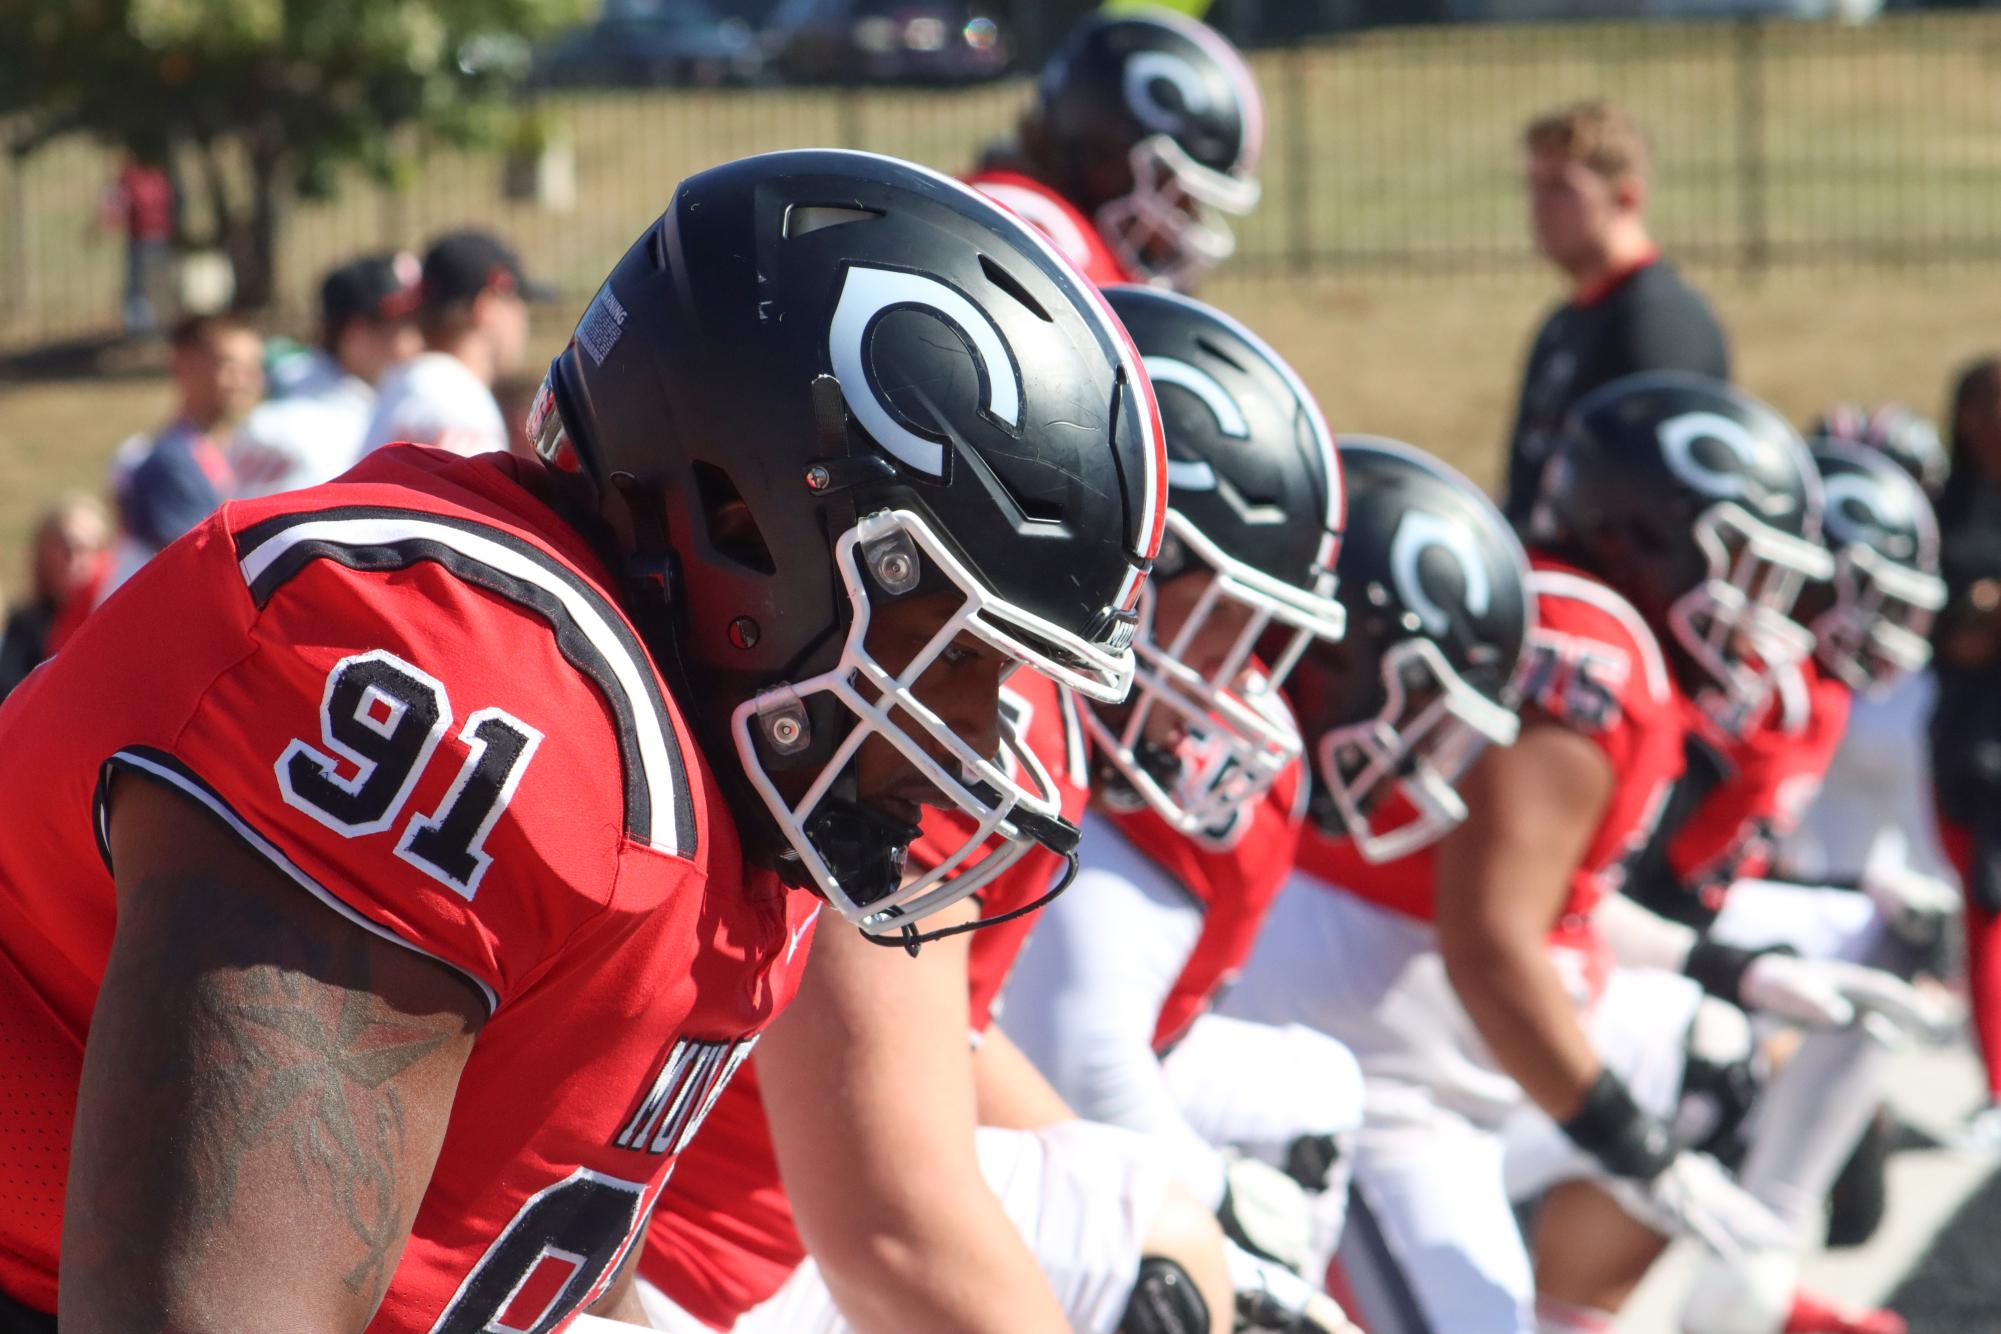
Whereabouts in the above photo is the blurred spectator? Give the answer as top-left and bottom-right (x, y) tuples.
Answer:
(229, 252), (423, 498)
(0, 497), (112, 702)
(492, 370), (545, 461)
(1502, 99), (1730, 529)
(362, 230), (547, 458)
(105, 314), (262, 594)
(101, 152), (176, 336)
(1928, 354), (2001, 1141)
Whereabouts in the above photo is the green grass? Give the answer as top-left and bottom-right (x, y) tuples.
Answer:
(7, 13), (2001, 348)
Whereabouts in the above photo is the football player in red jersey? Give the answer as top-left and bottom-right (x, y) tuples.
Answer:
(1524, 437), (1954, 1334)
(998, 290), (1363, 1331)
(0, 150), (1166, 1334)
(968, 9), (1262, 291)
(632, 287), (1347, 1334)
(1223, 388), (1847, 1334)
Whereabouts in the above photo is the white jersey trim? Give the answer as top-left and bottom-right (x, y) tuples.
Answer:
(237, 513), (688, 855)
(98, 746), (500, 1014)
(1529, 569), (1673, 704)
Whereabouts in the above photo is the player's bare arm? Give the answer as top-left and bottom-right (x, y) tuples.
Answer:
(584, 1246), (652, 1326)
(756, 898), (1073, 1334)
(967, 1029), (1236, 1330)
(62, 773), (483, 1333)
(1432, 720), (1612, 1118)
(970, 1024), (1075, 1131)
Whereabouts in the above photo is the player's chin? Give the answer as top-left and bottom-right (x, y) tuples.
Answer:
(855, 791), (928, 829)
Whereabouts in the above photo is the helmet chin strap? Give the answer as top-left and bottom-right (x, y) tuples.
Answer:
(861, 805), (1083, 957)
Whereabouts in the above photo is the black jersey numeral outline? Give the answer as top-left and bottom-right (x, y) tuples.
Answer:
(397, 707), (545, 898)
(278, 652), (541, 901)
(429, 1167), (649, 1334)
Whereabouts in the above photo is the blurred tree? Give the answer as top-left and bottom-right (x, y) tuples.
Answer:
(0, 0), (584, 311)
(1102, 0), (1213, 15)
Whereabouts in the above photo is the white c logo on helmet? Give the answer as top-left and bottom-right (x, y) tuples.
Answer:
(828, 265), (1022, 479)
(1143, 355), (1248, 438)
(1144, 353), (1246, 494)
(1658, 411), (1794, 515)
(1390, 510), (1491, 637)
(1124, 51), (1211, 134)
(1820, 472), (1890, 548)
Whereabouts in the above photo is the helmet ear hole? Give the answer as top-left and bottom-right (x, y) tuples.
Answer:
(693, 461), (776, 576)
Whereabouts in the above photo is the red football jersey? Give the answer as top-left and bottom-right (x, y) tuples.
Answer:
(1310, 558), (1686, 973)
(639, 670), (1092, 1330)
(0, 448), (815, 1330)
(967, 169), (1137, 288)
(1668, 660), (1853, 908)
(964, 675), (1094, 1033)
(1094, 759), (1310, 1053)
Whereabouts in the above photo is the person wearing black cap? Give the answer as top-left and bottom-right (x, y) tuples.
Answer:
(230, 251), (423, 498)
(362, 229), (548, 459)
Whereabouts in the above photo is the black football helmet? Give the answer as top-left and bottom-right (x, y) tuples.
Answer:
(1535, 372), (1833, 738)
(1796, 437), (1944, 693)
(1026, 9), (1262, 290)
(1809, 402), (1947, 499)
(1296, 438), (1533, 862)
(1086, 285), (1344, 835)
(532, 149), (1165, 937)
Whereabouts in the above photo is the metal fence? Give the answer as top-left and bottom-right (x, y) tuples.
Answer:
(5, 13), (2001, 350)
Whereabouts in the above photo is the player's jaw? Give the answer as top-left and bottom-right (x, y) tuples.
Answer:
(847, 592), (1009, 821)
(1104, 572), (1260, 747)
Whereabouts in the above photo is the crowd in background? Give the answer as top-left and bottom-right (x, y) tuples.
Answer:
(0, 228), (549, 701)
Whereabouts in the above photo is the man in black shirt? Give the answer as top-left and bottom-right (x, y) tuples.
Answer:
(1503, 100), (1730, 529)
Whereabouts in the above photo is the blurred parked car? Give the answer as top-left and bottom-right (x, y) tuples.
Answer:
(766, 0), (1010, 85)
(535, 0), (768, 88)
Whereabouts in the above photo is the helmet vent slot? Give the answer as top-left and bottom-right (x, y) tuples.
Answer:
(693, 461), (777, 575)
(978, 254), (1050, 323)
(1194, 336), (1245, 374)
(783, 204), (881, 239)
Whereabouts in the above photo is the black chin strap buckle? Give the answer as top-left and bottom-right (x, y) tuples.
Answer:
(859, 822), (1085, 955)
(805, 797), (920, 913)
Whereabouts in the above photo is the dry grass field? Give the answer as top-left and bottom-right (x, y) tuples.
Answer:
(6, 266), (2000, 599)
(8, 12), (2001, 343)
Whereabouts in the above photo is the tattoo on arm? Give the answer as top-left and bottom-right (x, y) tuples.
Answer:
(66, 816), (481, 1330)
(183, 923), (453, 1295)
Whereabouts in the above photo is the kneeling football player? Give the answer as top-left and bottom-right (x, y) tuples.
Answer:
(1523, 430), (1954, 1334)
(0, 151), (1162, 1332)
(968, 9), (1263, 292)
(1222, 380), (1839, 1333)
(635, 286), (1350, 1334)
(998, 289), (1367, 1329)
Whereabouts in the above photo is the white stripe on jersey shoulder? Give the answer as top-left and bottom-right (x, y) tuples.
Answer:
(1527, 569), (1673, 704)
(237, 513), (686, 856)
(103, 747), (501, 1014)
